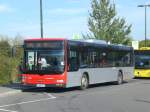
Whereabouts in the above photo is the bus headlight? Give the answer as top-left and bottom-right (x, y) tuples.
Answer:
(22, 76), (26, 82)
(22, 76), (26, 80)
(56, 80), (64, 83)
(28, 77), (32, 80)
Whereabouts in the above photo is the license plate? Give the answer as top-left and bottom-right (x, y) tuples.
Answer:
(36, 84), (45, 87)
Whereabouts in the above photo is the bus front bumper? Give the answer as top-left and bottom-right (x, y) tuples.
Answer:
(22, 83), (66, 88)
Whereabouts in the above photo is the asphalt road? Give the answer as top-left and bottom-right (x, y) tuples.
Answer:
(0, 79), (150, 112)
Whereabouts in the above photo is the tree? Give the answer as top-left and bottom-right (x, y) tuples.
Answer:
(86, 0), (132, 45)
(11, 34), (24, 58)
(0, 40), (11, 57)
(0, 35), (24, 84)
(10, 34), (24, 82)
(0, 37), (12, 84)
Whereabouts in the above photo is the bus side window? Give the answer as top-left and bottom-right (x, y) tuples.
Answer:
(99, 52), (107, 67)
(123, 53), (131, 66)
(68, 50), (79, 72)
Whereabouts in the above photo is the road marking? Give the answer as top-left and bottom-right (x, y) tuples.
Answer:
(0, 108), (18, 112)
(44, 93), (56, 99)
(0, 96), (56, 108)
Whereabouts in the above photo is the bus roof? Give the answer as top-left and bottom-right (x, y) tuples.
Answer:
(24, 38), (133, 51)
(25, 38), (66, 41)
(68, 39), (133, 51)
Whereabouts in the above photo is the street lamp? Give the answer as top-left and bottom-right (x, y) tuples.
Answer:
(40, 0), (44, 38)
(138, 4), (150, 47)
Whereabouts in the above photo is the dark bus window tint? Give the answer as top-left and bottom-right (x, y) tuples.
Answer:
(87, 49), (97, 68)
(106, 51), (115, 67)
(68, 41), (133, 69)
(114, 51), (132, 67)
(80, 50), (88, 68)
(68, 49), (79, 71)
(99, 51), (107, 67)
(80, 47), (101, 68)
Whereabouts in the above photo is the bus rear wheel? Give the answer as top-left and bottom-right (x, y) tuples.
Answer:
(80, 74), (89, 90)
(117, 72), (123, 85)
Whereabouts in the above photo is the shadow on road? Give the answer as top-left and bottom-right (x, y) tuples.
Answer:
(134, 77), (150, 80)
(19, 82), (118, 93)
(2, 79), (139, 94)
(2, 83), (23, 90)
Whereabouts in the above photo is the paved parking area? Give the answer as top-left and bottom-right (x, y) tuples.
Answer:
(0, 91), (56, 112)
(0, 79), (150, 112)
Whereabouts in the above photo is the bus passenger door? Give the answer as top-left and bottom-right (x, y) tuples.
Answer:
(67, 46), (81, 87)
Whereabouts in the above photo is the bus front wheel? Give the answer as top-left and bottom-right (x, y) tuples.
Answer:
(80, 74), (89, 90)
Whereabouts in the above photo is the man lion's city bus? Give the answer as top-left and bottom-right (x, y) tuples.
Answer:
(134, 47), (150, 78)
(21, 38), (134, 90)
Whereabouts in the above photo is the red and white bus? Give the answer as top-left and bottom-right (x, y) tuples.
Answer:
(21, 38), (134, 89)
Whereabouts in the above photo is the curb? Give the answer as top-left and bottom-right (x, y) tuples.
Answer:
(0, 90), (22, 98)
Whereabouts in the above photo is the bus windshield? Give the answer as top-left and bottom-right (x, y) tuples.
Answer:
(24, 50), (65, 74)
(135, 55), (150, 69)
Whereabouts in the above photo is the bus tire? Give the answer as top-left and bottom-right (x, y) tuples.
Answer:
(80, 74), (89, 90)
(116, 72), (123, 85)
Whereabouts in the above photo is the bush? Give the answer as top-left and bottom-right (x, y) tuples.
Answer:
(0, 55), (22, 85)
(0, 37), (23, 85)
(10, 58), (21, 83)
(0, 55), (12, 84)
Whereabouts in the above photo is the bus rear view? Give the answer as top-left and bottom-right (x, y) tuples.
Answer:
(22, 38), (67, 88)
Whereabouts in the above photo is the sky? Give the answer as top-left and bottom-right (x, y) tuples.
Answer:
(0, 0), (150, 41)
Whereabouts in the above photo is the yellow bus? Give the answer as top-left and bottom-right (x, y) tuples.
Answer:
(134, 47), (150, 78)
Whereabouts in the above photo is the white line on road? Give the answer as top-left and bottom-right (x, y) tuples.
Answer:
(0, 108), (18, 112)
(0, 97), (56, 108)
(44, 92), (56, 99)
